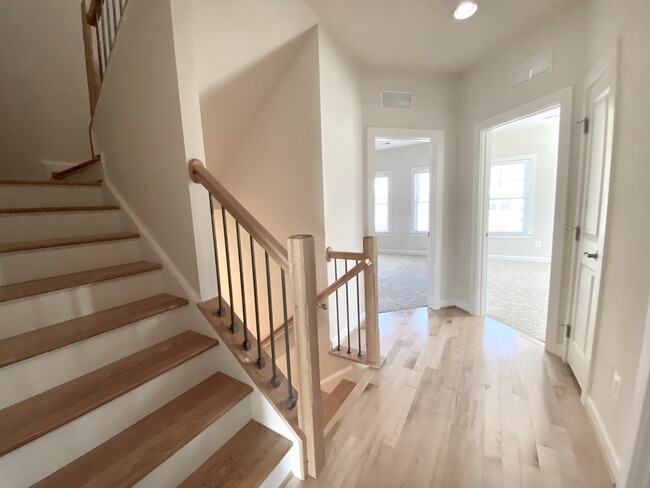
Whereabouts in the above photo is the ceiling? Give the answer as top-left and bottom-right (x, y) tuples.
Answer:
(303, 0), (568, 73)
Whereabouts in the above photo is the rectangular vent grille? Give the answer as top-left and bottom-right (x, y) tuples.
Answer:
(381, 90), (413, 110)
(511, 48), (553, 87)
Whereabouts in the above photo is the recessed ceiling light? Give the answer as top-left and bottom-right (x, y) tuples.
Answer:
(453, 1), (478, 20)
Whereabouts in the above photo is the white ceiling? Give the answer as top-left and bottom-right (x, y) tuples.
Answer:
(303, 0), (568, 73)
(374, 137), (431, 151)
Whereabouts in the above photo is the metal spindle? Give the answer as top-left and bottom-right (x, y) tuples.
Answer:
(221, 210), (238, 333)
(112, 0), (120, 36)
(281, 270), (297, 409)
(109, 0), (118, 44)
(334, 259), (341, 351)
(356, 260), (362, 357)
(101, 1), (111, 54)
(265, 253), (280, 388)
(250, 237), (264, 368)
(208, 196), (225, 316)
(94, 14), (105, 78)
(99, 12), (109, 74)
(345, 260), (351, 354)
(236, 222), (251, 351)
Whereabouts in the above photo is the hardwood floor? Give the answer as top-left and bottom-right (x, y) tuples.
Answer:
(286, 307), (614, 488)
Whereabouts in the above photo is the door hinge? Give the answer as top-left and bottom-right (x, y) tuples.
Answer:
(578, 117), (590, 134)
(566, 324), (572, 338)
(575, 225), (581, 242)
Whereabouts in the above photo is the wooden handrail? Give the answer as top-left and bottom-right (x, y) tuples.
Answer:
(317, 258), (371, 303)
(85, 0), (102, 25)
(188, 159), (290, 271)
(326, 248), (366, 262)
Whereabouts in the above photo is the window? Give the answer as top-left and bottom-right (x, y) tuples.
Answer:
(374, 172), (391, 233)
(488, 159), (532, 234)
(412, 167), (430, 233)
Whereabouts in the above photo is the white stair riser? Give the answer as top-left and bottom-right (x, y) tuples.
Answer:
(0, 271), (164, 338)
(0, 307), (190, 409)
(0, 239), (142, 285)
(0, 185), (104, 208)
(136, 396), (253, 488)
(0, 211), (122, 242)
(0, 348), (224, 488)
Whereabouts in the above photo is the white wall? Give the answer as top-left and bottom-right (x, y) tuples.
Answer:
(0, 0), (91, 178)
(488, 122), (560, 261)
(372, 143), (431, 254)
(362, 69), (457, 303)
(455, 3), (588, 311)
(581, 0), (650, 480)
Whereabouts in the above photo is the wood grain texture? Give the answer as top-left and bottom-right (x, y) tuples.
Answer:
(363, 236), (380, 367)
(322, 379), (356, 428)
(0, 232), (139, 253)
(284, 309), (615, 488)
(0, 294), (189, 367)
(0, 206), (118, 214)
(51, 157), (101, 180)
(0, 261), (162, 303)
(179, 420), (292, 488)
(0, 179), (102, 187)
(34, 372), (252, 488)
(0, 330), (218, 456)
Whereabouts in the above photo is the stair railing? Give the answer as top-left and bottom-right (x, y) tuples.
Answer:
(80, 0), (129, 115)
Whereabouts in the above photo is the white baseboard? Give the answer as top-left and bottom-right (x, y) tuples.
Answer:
(378, 249), (427, 257)
(488, 255), (551, 263)
(104, 178), (200, 303)
(438, 299), (472, 314)
(585, 395), (621, 483)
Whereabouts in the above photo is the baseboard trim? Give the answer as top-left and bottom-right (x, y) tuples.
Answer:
(488, 255), (551, 263)
(378, 249), (427, 257)
(585, 395), (621, 483)
(438, 299), (472, 314)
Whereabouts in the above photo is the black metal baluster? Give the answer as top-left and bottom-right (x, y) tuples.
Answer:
(94, 14), (105, 79)
(281, 269), (296, 409)
(334, 259), (341, 351)
(356, 260), (362, 357)
(345, 260), (351, 354)
(236, 222), (251, 351)
(265, 253), (280, 388)
(221, 210), (237, 333)
(208, 196), (225, 316)
(250, 237), (264, 368)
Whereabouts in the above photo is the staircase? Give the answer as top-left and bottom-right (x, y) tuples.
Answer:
(0, 172), (291, 486)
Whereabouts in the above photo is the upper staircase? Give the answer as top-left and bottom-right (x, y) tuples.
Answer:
(0, 167), (291, 487)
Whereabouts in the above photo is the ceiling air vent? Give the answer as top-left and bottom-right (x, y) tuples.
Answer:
(381, 90), (413, 110)
(510, 49), (553, 88)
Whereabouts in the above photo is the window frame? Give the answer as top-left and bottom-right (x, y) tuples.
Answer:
(487, 156), (536, 236)
(411, 165), (430, 235)
(374, 170), (392, 234)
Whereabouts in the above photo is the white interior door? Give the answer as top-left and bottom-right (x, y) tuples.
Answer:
(567, 59), (616, 389)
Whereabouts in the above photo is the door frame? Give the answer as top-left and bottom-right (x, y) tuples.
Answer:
(366, 127), (445, 310)
(470, 87), (574, 355)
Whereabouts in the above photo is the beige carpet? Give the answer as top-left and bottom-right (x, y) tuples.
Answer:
(377, 254), (427, 312)
(486, 259), (550, 342)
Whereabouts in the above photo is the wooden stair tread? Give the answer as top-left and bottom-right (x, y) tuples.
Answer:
(34, 372), (252, 488)
(179, 420), (292, 488)
(0, 330), (218, 457)
(0, 179), (102, 187)
(0, 294), (189, 368)
(322, 379), (356, 427)
(52, 157), (101, 180)
(0, 205), (119, 214)
(0, 261), (162, 303)
(0, 232), (140, 253)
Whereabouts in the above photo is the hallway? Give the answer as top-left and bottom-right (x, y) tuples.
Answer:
(286, 308), (612, 488)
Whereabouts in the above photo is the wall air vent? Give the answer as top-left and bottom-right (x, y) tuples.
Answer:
(381, 90), (413, 110)
(510, 48), (553, 88)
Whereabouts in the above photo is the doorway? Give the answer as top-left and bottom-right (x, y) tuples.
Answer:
(484, 107), (561, 342)
(471, 87), (574, 354)
(367, 128), (444, 313)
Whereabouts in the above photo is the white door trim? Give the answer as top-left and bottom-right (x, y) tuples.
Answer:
(470, 86), (574, 356)
(366, 127), (444, 310)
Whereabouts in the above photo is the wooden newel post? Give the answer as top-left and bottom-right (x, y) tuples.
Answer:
(363, 236), (381, 368)
(288, 235), (325, 478)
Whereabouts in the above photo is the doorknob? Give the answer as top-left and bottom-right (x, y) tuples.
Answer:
(584, 251), (599, 260)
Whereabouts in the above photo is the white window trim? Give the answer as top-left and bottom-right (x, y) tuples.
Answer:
(374, 170), (392, 234)
(487, 155), (537, 236)
(411, 165), (430, 235)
